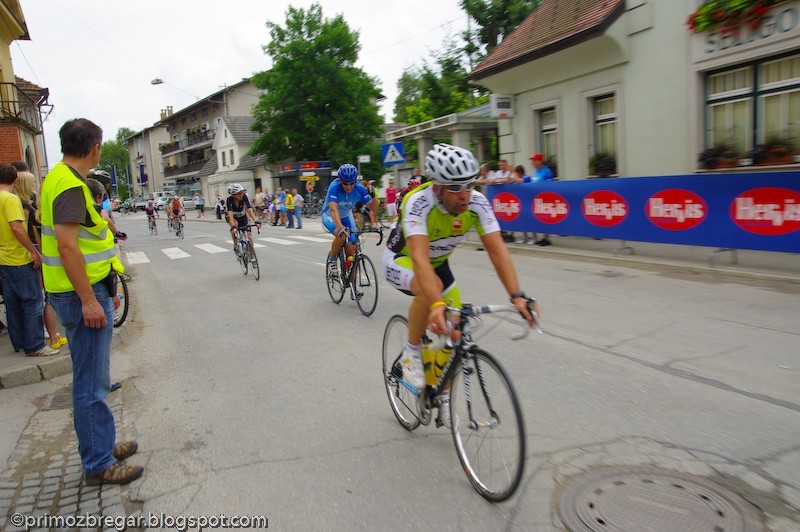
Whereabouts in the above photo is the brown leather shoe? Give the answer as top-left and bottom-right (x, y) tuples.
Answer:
(112, 441), (138, 461)
(85, 462), (144, 485)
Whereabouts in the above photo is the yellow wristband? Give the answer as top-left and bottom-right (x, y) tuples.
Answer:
(430, 301), (447, 312)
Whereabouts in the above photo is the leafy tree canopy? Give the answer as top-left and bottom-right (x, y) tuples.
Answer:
(460, 0), (541, 54)
(96, 127), (134, 198)
(250, 3), (384, 178)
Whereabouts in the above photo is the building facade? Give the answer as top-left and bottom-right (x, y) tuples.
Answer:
(468, 0), (800, 179)
(127, 79), (264, 199)
(0, 2), (49, 179)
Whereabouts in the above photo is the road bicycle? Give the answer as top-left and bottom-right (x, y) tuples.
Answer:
(148, 215), (158, 235)
(234, 224), (261, 281)
(302, 199), (324, 219)
(325, 228), (382, 316)
(175, 216), (185, 239)
(112, 271), (130, 328)
(382, 300), (540, 501)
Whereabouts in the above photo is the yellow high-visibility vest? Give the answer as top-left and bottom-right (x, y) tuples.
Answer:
(39, 162), (123, 293)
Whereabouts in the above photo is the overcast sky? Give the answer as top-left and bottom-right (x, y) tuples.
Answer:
(12, 0), (469, 167)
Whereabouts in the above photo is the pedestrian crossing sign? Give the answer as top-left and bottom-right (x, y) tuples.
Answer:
(381, 142), (405, 166)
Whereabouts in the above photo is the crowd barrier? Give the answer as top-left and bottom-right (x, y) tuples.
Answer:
(484, 172), (799, 254)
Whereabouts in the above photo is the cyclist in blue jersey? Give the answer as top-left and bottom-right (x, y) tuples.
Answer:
(322, 164), (378, 275)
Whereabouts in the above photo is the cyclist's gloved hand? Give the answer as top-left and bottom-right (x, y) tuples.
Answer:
(337, 227), (348, 238)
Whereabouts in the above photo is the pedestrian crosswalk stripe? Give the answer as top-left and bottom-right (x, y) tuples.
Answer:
(162, 247), (191, 259)
(227, 240), (266, 248)
(194, 243), (228, 254)
(287, 235), (332, 243)
(126, 251), (150, 264)
(258, 237), (300, 246)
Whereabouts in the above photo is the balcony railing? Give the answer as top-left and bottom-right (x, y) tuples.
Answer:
(160, 129), (214, 156)
(164, 159), (209, 177)
(0, 83), (42, 133)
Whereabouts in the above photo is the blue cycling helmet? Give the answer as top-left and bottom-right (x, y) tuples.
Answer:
(337, 164), (358, 184)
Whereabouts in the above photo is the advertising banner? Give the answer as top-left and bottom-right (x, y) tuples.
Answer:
(485, 172), (799, 253)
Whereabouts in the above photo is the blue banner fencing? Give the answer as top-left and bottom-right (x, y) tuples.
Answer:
(484, 172), (799, 253)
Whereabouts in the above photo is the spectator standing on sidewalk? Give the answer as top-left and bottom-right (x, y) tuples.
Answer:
(194, 193), (205, 218)
(0, 164), (56, 357)
(13, 170), (68, 350)
(385, 179), (398, 223)
(292, 188), (304, 229)
(285, 187), (295, 228)
(529, 153), (555, 246)
(40, 118), (143, 485)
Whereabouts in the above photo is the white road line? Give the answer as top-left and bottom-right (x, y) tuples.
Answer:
(258, 237), (300, 246)
(286, 235), (332, 243)
(226, 240), (266, 248)
(125, 251), (150, 264)
(162, 247), (191, 259)
(194, 243), (228, 254)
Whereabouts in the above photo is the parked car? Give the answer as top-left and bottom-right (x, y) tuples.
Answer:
(155, 197), (169, 210)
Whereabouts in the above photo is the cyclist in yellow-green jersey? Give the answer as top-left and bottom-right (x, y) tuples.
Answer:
(382, 144), (540, 404)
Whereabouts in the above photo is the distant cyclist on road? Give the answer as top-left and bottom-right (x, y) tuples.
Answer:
(144, 200), (158, 227)
(166, 194), (183, 233)
(382, 144), (540, 406)
(322, 164), (377, 275)
(226, 183), (260, 255)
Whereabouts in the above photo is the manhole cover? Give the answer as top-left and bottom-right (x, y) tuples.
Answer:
(558, 465), (764, 532)
(42, 391), (72, 411)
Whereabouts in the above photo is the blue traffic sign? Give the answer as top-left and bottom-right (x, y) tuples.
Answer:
(381, 142), (405, 166)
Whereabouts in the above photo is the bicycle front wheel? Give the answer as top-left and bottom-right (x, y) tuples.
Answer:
(239, 243), (249, 275)
(326, 251), (345, 304)
(179, 221), (184, 239)
(353, 254), (378, 316)
(112, 272), (129, 328)
(450, 348), (525, 502)
(382, 315), (421, 431)
(248, 242), (260, 281)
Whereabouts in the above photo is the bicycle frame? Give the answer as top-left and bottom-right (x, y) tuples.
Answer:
(403, 302), (540, 424)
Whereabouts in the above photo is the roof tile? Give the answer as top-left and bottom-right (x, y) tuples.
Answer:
(470, 0), (624, 80)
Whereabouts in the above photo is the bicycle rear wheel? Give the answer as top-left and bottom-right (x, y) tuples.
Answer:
(353, 254), (378, 316)
(382, 315), (421, 431)
(450, 348), (525, 502)
(112, 272), (129, 328)
(248, 242), (260, 281)
(326, 251), (345, 304)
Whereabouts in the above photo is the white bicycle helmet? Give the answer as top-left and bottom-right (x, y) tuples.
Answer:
(424, 143), (480, 186)
(227, 183), (244, 195)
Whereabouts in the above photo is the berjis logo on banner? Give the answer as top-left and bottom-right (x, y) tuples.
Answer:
(731, 187), (800, 236)
(646, 189), (707, 231)
(582, 190), (628, 227)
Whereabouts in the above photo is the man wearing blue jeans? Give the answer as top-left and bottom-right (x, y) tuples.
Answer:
(40, 118), (143, 485)
(0, 164), (57, 357)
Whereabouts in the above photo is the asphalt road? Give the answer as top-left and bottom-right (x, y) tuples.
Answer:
(109, 212), (799, 530)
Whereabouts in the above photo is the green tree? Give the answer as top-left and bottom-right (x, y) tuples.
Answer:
(96, 127), (133, 199)
(460, 0), (541, 54)
(250, 3), (384, 178)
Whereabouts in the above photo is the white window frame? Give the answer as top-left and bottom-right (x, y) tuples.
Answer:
(582, 83), (622, 175)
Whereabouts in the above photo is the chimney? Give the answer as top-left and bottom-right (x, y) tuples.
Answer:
(167, 106), (173, 116)
(160, 109), (167, 121)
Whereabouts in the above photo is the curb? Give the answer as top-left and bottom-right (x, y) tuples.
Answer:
(0, 323), (130, 390)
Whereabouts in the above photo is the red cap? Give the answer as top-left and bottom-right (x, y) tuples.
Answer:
(530, 153), (544, 161)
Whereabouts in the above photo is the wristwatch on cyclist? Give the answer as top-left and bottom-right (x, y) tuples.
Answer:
(509, 291), (526, 302)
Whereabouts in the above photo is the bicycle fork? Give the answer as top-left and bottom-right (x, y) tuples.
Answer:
(462, 354), (499, 430)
